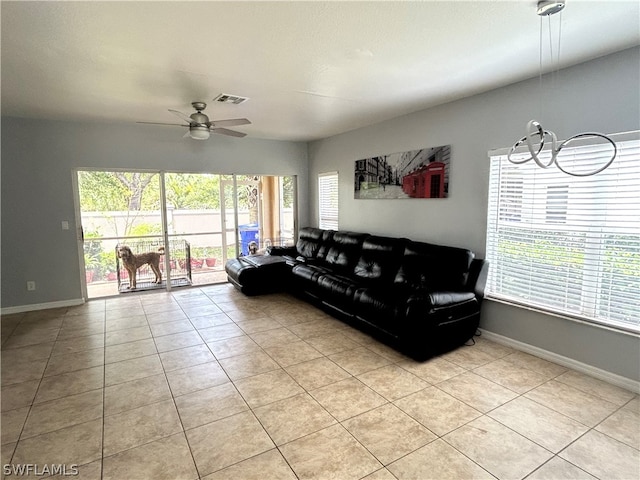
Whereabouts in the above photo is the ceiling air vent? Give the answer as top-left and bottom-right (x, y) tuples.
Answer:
(213, 93), (249, 105)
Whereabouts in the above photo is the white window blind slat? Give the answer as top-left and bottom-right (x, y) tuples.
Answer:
(319, 172), (339, 230)
(486, 132), (640, 333)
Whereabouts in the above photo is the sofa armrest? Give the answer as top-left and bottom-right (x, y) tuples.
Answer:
(267, 245), (298, 257)
(404, 290), (478, 332)
(467, 259), (489, 301)
(407, 291), (476, 310)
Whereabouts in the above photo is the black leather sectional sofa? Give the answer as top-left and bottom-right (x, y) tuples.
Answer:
(226, 227), (488, 358)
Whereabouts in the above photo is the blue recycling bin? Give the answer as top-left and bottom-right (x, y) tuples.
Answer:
(239, 223), (260, 256)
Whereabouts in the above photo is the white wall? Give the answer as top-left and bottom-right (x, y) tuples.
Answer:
(1, 119), (308, 308)
(307, 47), (640, 381)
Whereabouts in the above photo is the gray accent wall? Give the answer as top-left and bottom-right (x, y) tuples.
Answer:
(307, 47), (640, 381)
(1, 119), (308, 308)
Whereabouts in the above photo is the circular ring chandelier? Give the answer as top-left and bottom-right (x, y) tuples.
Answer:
(507, 1), (617, 176)
(508, 120), (617, 177)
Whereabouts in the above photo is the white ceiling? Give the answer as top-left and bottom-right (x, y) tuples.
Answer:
(1, 1), (638, 142)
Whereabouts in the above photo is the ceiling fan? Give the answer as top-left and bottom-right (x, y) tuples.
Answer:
(138, 101), (251, 140)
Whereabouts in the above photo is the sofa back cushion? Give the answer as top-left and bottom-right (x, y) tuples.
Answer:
(324, 231), (369, 273)
(354, 236), (407, 283)
(315, 229), (336, 262)
(296, 227), (325, 259)
(395, 241), (474, 290)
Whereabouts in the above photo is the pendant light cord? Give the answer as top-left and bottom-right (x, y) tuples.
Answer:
(539, 16), (543, 120)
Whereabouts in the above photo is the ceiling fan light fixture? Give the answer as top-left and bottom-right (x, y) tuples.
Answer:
(537, 0), (565, 16)
(189, 126), (210, 140)
(139, 101), (249, 140)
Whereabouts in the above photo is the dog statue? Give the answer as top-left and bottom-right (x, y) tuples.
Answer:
(117, 246), (164, 289)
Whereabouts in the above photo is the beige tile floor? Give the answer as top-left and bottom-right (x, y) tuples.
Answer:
(1, 284), (638, 480)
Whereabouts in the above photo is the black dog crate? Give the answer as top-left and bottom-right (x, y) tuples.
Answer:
(116, 239), (192, 293)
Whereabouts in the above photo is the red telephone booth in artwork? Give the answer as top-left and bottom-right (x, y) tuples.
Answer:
(402, 174), (416, 197)
(402, 161), (446, 198)
(402, 162), (445, 198)
(424, 161), (445, 198)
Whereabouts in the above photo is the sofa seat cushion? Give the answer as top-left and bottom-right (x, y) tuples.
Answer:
(225, 256), (288, 296)
(353, 286), (410, 335)
(291, 263), (333, 284)
(242, 254), (288, 268)
(315, 273), (360, 307)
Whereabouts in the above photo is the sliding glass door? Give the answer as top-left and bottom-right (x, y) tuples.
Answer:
(76, 170), (296, 299)
(77, 171), (165, 298)
(164, 173), (228, 287)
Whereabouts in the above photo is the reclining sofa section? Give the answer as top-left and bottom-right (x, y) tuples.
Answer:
(226, 227), (489, 359)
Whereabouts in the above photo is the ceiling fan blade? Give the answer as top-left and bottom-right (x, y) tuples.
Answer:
(211, 127), (247, 138)
(168, 109), (199, 125)
(210, 118), (252, 127)
(137, 121), (188, 127)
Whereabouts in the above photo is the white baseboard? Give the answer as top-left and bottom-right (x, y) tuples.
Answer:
(1, 298), (85, 316)
(481, 329), (640, 394)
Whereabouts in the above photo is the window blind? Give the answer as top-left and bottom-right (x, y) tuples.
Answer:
(319, 172), (339, 230)
(486, 132), (640, 333)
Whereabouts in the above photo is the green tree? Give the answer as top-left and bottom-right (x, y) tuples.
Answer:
(113, 172), (159, 210)
(282, 176), (294, 208)
(78, 171), (129, 211)
(165, 173), (220, 209)
(78, 171), (160, 237)
(78, 171), (159, 211)
(235, 175), (260, 222)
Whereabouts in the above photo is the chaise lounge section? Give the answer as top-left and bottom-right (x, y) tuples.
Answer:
(226, 227), (488, 358)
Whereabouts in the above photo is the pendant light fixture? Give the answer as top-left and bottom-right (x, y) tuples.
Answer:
(507, 0), (617, 176)
(536, 0), (565, 16)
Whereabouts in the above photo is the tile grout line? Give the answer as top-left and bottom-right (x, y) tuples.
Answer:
(3, 286), (637, 479)
(100, 306), (107, 480)
(7, 310), (66, 467)
(153, 292), (203, 480)
(192, 296), (388, 478)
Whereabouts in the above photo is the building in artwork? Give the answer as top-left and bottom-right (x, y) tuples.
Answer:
(354, 156), (393, 191)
